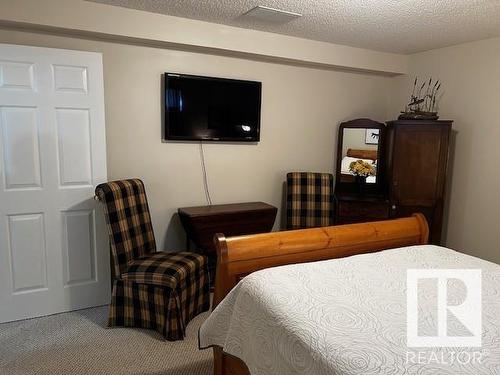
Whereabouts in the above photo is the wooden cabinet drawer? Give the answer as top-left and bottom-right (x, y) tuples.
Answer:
(186, 210), (277, 251)
(337, 200), (390, 221)
(178, 202), (278, 253)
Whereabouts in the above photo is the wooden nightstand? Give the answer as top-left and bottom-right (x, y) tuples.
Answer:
(178, 202), (278, 284)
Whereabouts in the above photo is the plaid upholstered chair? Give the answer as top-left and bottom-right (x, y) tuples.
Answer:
(95, 179), (210, 340)
(286, 172), (335, 229)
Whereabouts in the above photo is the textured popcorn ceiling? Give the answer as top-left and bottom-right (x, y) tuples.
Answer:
(87, 0), (500, 54)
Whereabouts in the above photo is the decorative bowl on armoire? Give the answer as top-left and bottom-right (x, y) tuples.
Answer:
(398, 111), (439, 121)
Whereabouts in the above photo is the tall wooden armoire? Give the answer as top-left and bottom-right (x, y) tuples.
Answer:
(384, 120), (452, 244)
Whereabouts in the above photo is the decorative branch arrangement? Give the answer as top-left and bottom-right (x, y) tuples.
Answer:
(399, 77), (442, 120)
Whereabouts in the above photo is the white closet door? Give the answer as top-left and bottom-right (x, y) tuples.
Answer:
(0, 44), (110, 322)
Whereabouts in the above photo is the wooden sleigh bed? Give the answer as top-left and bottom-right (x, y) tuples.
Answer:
(209, 214), (429, 375)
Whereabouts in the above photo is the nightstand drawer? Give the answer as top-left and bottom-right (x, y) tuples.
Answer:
(337, 200), (390, 221)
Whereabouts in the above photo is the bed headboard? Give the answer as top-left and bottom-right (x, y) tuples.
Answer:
(213, 214), (428, 308)
(347, 148), (378, 160)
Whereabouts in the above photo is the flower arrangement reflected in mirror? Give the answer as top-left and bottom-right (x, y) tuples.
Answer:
(349, 159), (376, 195)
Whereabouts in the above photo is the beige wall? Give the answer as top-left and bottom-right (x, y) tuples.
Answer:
(4, 24), (497, 265)
(0, 29), (391, 250)
(389, 37), (500, 264)
(0, 0), (408, 75)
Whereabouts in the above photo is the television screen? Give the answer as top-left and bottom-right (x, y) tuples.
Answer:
(164, 73), (262, 142)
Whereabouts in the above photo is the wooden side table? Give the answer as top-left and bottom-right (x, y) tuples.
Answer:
(178, 202), (278, 284)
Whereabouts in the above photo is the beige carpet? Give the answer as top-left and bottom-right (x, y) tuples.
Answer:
(0, 306), (212, 375)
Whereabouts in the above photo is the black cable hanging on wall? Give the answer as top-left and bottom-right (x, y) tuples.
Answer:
(199, 141), (213, 205)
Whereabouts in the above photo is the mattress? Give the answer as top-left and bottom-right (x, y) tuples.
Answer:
(199, 245), (500, 375)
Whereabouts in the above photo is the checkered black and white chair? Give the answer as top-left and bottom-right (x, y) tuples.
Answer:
(286, 172), (335, 230)
(95, 179), (210, 340)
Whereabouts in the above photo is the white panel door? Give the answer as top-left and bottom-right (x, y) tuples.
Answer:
(0, 44), (109, 323)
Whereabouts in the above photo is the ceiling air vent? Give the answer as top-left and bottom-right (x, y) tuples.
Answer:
(242, 6), (302, 23)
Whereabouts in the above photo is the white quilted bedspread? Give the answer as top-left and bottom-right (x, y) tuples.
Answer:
(199, 245), (500, 375)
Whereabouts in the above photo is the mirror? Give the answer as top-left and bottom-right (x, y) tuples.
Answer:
(340, 128), (379, 183)
(336, 119), (385, 193)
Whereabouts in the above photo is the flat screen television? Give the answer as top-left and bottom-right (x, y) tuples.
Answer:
(164, 73), (262, 142)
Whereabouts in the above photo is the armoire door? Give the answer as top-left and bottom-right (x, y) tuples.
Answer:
(0, 44), (110, 322)
(388, 122), (451, 244)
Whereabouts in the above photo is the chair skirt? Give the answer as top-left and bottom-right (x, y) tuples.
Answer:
(108, 267), (210, 340)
